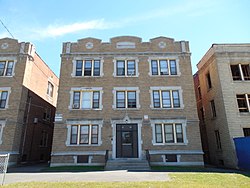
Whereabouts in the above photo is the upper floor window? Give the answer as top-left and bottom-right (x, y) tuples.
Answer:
(40, 130), (48, 147)
(113, 58), (139, 77)
(150, 59), (178, 76)
(70, 87), (103, 110)
(214, 130), (222, 150)
(243, 128), (250, 137)
(150, 87), (183, 109)
(73, 59), (102, 77)
(113, 87), (140, 109)
(0, 120), (6, 145)
(0, 61), (14, 76)
(206, 72), (212, 89)
(231, 64), (250, 81)
(0, 88), (10, 109)
(47, 82), (54, 97)
(70, 124), (99, 145)
(236, 94), (250, 112)
(210, 100), (217, 118)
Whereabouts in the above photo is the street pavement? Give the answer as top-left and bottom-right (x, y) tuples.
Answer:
(4, 164), (170, 185)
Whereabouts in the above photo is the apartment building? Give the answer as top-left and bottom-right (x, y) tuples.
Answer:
(0, 38), (59, 165)
(194, 44), (250, 168)
(51, 36), (203, 167)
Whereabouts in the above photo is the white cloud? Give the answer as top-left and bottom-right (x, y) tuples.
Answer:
(0, 32), (10, 39)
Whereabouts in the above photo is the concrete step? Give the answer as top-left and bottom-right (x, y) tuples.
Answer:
(105, 159), (150, 171)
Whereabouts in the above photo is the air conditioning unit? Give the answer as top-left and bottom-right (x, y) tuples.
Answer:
(73, 103), (80, 109)
(34, 118), (38, 124)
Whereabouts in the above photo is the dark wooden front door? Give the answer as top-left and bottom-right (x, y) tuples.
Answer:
(116, 124), (138, 158)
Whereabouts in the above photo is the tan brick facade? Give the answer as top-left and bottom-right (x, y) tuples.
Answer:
(0, 38), (59, 165)
(51, 36), (203, 166)
(194, 44), (250, 168)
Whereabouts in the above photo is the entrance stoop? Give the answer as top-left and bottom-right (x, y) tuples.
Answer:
(105, 159), (150, 171)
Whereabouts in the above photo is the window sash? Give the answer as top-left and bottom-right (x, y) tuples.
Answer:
(159, 60), (168, 75)
(92, 91), (100, 108)
(164, 124), (174, 143)
(91, 125), (98, 144)
(76, 60), (83, 76)
(172, 90), (180, 108)
(170, 60), (177, 75)
(70, 125), (78, 144)
(127, 91), (136, 108)
(237, 94), (250, 112)
(84, 60), (92, 76)
(80, 125), (89, 144)
(116, 91), (125, 108)
(153, 91), (161, 108)
(206, 72), (212, 89)
(162, 91), (171, 108)
(82, 92), (92, 109)
(241, 65), (250, 80)
(71, 125), (99, 145)
(93, 60), (100, 76)
(155, 124), (163, 143)
(117, 61), (125, 76)
(73, 91), (80, 109)
(151, 60), (158, 75)
(0, 62), (5, 76)
(0, 91), (8, 109)
(210, 100), (217, 117)
(231, 65), (241, 80)
(127, 60), (135, 76)
(215, 130), (222, 150)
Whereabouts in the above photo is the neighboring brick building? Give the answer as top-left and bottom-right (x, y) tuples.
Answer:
(51, 36), (203, 167)
(194, 44), (250, 168)
(0, 38), (59, 165)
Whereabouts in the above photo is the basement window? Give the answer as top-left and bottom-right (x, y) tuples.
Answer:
(165, 154), (177, 162)
(77, 155), (89, 163)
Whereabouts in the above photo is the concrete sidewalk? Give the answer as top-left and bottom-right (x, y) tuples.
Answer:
(4, 170), (170, 184)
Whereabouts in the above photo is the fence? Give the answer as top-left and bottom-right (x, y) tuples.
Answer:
(234, 137), (250, 170)
(0, 154), (9, 185)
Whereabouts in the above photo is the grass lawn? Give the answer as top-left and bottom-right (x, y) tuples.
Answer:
(3, 172), (250, 188)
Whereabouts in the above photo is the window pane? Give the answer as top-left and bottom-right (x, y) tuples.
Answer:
(241, 65), (250, 80)
(127, 60), (135, 76)
(82, 92), (91, 109)
(215, 130), (222, 150)
(92, 91), (100, 108)
(84, 60), (92, 76)
(162, 91), (171, 108)
(164, 124), (174, 143)
(237, 94), (248, 112)
(170, 60), (177, 75)
(172, 90), (180, 108)
(243, 128), (250, 137)
(0, 62), (5, 76)
(93, 60), (100, 76)
(159, 60), (168, 75)
(0, 91), (8, 108)
(70, 126), (78, 144)
(206, 73), (212, 89)
(6, 61), (14, 76)
(127, 91), (136, 108)
(76, 60), (83, 76)
(155, 124), (163, 143)
(117, 61), (125, 76)
(176, 124), (183, 143)
(153, 91), (160, 108)
(210, 100), (217, 117)
(80, 126), (89, 144)
(91, 125), (98, 144)
(73, 91), (80, 109)
(230, 65), (241, 80)
(151, 60), (158, 75)
(116, 91), (125, 108)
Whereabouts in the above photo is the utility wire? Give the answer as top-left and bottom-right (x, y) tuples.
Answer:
(0, 19), (15, 39)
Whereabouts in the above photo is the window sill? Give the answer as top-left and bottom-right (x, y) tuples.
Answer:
(150, 107), (184, 110)
(113, 108), (140, 110)
(66, 144), (101, 147)
(238, 112), (250, 116)
(148, 74), (180, 77)
(153, 143), (187, 146)
(0, 75), (13, 77)
(70, 108), (103, 111)
(113, 75), (139, 78)
(71, 75), (103, 78)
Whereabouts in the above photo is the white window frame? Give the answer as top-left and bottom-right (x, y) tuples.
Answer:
(69, 87), (103, 110)
(113, 57), (139, 77)
(65, 120), (103, 146)
(112, 87), (140, 109)
(151, 119), (188, 145)
(0, 57), (17, 77)
(71, 57), (104, 77)
(148, 56), (180, 76)
(47, 81), (54, 98)
(0, 120), (6, 145)
(149, 86), (184, 109)
(0, 87), (11, 110)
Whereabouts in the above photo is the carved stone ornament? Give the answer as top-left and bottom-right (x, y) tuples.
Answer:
(158, 41), (166, 49)
(85, 42), (93, 49)
(1, 43), (9, 49)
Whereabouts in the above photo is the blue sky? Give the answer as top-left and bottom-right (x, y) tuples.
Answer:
(0, 0), (249, 76)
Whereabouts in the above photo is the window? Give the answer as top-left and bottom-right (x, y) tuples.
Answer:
(0, 61), (14, 76)
(197, 86), (202, 99)
(155, 123), (184, 144)
(206, 72), (212, 89)
(74, 60), (101, 77)
(43, 108), (51, 121)
(237, 94), (250, 112)
(231, 64), (250, 81)
(0, 91), (8, 109)
(77, 155), (89, 163)
(116, 91), (136, 108)
(215, 130), (222, 150)
(40, 130), (48, 147)
(71, 88), (102, 110)
(70, 124), (99, 145)
(116, 60), (136, 76)
(0, 120), (6, 145)
(243, 128), (250, 137)
(165, 154), (177, 162)
(152, 90), (180, 108)
(200, 107), (205, 122)
(150, 59), (177, 76)
(47, 82), (54, 97)
(210, 100), (216, 118)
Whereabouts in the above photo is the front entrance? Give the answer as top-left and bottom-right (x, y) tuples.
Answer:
(116, 124), (138, 158)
